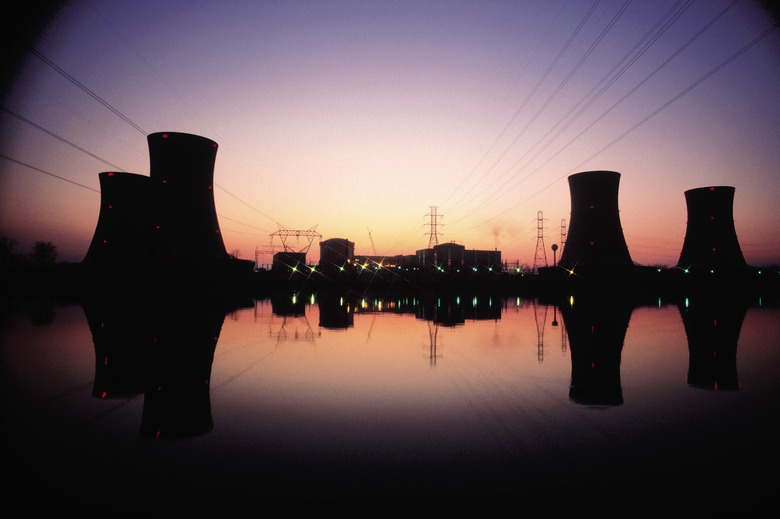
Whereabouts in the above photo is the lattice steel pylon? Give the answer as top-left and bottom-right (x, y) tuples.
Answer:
(271, 224), (322, 254)
(560, 218), (567, 255)
(425, 206), (443, 248)
(533, 211), (547, 273)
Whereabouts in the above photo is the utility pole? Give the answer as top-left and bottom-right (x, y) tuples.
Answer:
(533, 210), (547, 273)
(425, 206), (443, 248)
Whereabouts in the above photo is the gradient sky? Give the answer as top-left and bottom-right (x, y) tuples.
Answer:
(1, 0), (778, 266)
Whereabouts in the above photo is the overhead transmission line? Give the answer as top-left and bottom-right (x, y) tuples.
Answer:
(448, 0), (699, 226)
(446, 0), (637, 222)
(30, 48), (147, 135)
(442, 0), (602, 215)
(438, 0), (569, 210)
(467, 15), (779, 232)
(0, 154), (100, 193)
(2, 107), (125, 171)
(25, 47), (281, 233)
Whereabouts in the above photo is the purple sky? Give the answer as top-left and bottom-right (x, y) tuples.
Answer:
(1, 0), (779, 266)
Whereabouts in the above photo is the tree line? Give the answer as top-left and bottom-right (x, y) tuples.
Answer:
(1, 236), (58, 269)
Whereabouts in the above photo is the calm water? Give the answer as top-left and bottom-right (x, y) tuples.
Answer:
(3, 290), (779, 515)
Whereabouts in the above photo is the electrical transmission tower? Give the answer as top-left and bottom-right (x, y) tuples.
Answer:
(270, 224), (322, 254)
(560, 218), (567, 254)
(425, 206), (443, 248)
(533, 210), (547, 273)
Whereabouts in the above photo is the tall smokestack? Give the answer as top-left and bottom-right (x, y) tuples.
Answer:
(676, 186), (746, 273)
(147, 132), (227, 260)
(83, 172), (151, 264)
(558, 171), (633, 270)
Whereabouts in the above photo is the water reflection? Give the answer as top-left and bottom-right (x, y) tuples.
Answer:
(558, 294), (634, 406)
(3, 288), (776, 514)
(679, 294), (747, 391)
(83, 293), (248, 439)
(77, 288), (757, 442)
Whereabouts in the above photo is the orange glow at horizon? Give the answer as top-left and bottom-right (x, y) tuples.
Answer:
(1, 1), (779, 267)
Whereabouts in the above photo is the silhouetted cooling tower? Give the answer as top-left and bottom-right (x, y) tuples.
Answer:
(148, 131), (228, 260)
(83, 172), (152, 264)
(558, 171), (633, 270)
(676, 186), (746, 273)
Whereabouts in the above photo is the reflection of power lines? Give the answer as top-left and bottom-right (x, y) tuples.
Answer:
(551, 304), (568, 354)
(268, 304), (318, 344)
(533, 299), (547, 363)
(427, 322), (441, 366)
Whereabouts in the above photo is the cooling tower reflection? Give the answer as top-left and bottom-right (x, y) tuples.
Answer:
(83, 291), (250, 439)
(558, 293), (635, 406)
(679, 293), (747, 391)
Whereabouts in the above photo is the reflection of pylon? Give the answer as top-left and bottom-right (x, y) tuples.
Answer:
(425, 206), (443, 248)
(533, 299), (547, 363)
(427, 322), (440, 367)
(533, 211), (547, 272)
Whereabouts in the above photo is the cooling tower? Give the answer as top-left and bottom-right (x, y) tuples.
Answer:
(147, 131), (228, 260)
(558, 171), (633, 270)
(676, 186), (746, 273)
(83, 172), (152, 264)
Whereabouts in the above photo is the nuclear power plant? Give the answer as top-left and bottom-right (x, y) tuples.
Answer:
(77, 131), (768, 293)
(557, 170), (634, 271)
(676, 186), (747, 275)
(82, 132), (251, 283)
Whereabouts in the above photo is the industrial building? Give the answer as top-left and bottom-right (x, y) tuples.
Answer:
(319, 238), (355, 273)
(557, 170), (634, 271)
(416, 242), (502, 273)
(83, 172), (152, 264)
(676, 186), (747, 274)
(83, 132), (251, 280)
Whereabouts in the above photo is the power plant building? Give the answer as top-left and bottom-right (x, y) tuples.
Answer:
(83, 132), (248, 277)
(416, 242), (502, 272)
(147, 132), (228, 261)
(676, 186), (747, 274)
(319, 238), (355, 272)
(83, 172), (152, 264)
(558, 171), (634, 270)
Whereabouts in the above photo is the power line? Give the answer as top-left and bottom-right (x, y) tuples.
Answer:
(2, 107), (125, 171)
(449, 15), (779, 234)
(445, 0), (695, 228)
(443, 0), (602, 215)
(447, 0), (637, 221)
(31, 49), (147, 136)
(0, 154), (100, 193)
